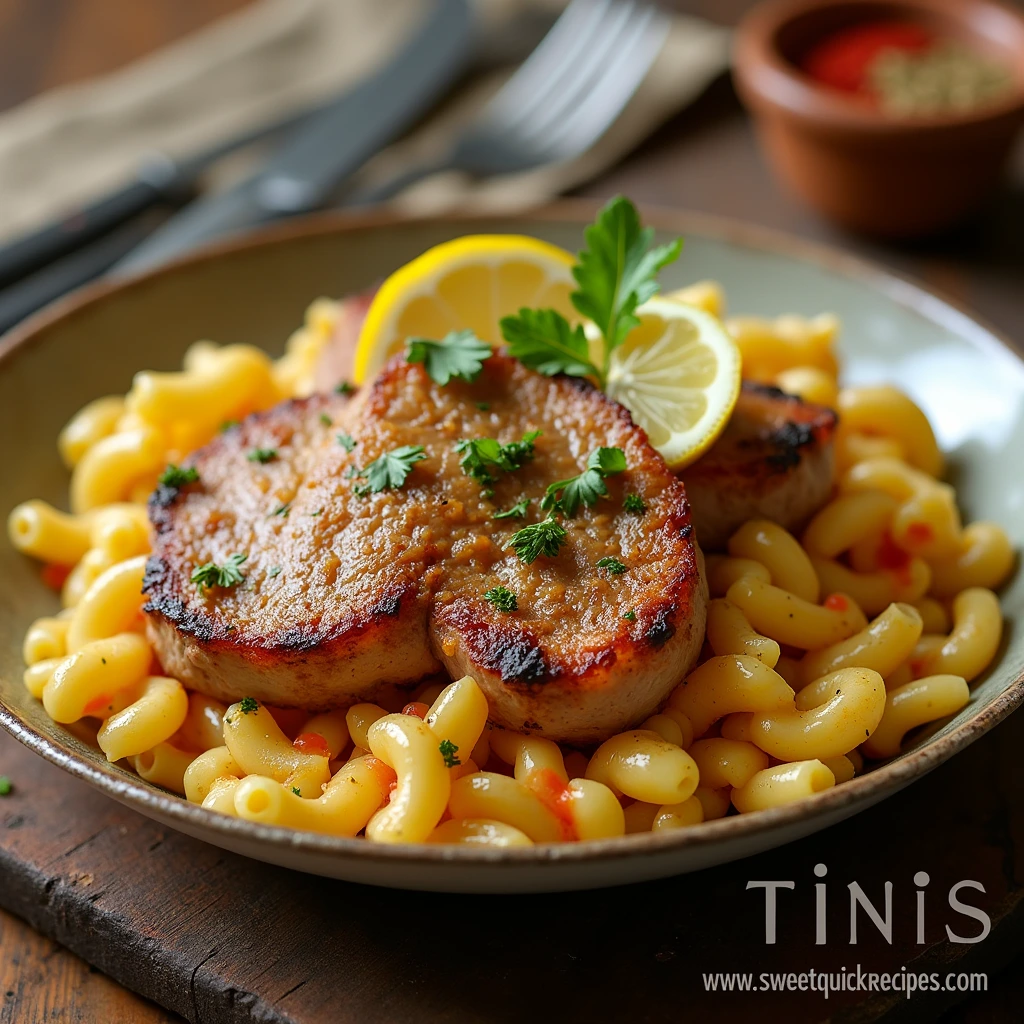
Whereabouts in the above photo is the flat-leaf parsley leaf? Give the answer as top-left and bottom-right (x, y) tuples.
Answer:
(406, 329), (492, 386)
(455, 431), (539, 485)
(352, 445), (426, 495)
(499, 307), (600, 380)
(247, 448), (277, 464)
(493, 498), (530, 520)
(571, 195), (682, 354)
(597, 556), (627, 575)
(541, 447), (627, 517)
(337, 433), (356, 452)
(191, 553), (247, 592)
(484, 586), (518, 612)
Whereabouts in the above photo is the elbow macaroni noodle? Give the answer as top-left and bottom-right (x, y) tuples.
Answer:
(5, 287), (1013, 842)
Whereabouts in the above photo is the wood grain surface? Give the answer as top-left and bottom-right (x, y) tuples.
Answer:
(0, 1), (1021, 1022)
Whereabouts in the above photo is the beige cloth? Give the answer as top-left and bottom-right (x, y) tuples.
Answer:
(0, 0), (731, 241)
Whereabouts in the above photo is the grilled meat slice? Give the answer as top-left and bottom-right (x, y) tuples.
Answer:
(144, 354), (706, 744)
(680, 382), (837, 551)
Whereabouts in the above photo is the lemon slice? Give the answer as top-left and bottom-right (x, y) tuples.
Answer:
(603, 296), (742, 470)
(353, 235), (577, 384)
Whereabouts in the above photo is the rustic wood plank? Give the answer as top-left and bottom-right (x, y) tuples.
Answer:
(0, 906), (182, 1024)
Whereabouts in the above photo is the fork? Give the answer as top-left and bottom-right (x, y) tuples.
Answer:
(347, 0), (670, 204)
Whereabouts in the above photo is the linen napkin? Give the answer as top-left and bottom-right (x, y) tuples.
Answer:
(0, 0), (731, 241)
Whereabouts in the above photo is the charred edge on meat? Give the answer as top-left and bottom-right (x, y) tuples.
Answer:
(645, 607), (677, 648)
(765, 421), (816, 471)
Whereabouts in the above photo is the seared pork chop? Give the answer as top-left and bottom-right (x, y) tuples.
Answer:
(315, 297), (839, 555)
(144, 354), (706, 743)
(680, 382), (837, 550)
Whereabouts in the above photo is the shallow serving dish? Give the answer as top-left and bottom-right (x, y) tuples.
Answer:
(0, 203), (1021, 893)
(733, 0), (1024, 238)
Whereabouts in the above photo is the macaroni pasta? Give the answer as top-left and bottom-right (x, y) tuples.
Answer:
(6, 284), (1012, 843)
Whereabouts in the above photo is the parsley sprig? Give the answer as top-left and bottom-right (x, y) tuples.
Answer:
(623, 493), (646, 514)
(439, 739), (461, 768)
(352, 445), (426, 496)
(247, 447), (277, 464)
(541, 447), (627, 517)
(158, 464), (199, 488)
(508, 515), (567, 564)
(455, 431), (539, 486)
(484, 586), (518, 612)
(597, 556), (628, 575)
(406, 329), (492, 386)
(499, 197), (681, 387)
(191, 553), (247, 593)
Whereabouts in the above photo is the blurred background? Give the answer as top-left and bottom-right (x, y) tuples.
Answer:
(0, 0), (1020, 337)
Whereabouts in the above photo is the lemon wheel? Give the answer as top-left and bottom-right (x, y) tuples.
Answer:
(604, 297), (742, 470)
(353, 235), (577, 384)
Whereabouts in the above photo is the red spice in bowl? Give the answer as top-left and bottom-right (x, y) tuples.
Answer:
(803, 19), (934, 93)
(733, 0), (1024, 237)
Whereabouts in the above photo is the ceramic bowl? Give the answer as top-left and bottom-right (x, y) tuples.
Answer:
(0, 204), (1021, 892)
(733, 0), (1024, 238)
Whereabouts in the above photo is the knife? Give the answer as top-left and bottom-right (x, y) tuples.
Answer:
(111, 0), (474, 279)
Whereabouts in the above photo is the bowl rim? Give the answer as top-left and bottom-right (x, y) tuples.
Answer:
(733, 0), (1024, 133)
(1, 199), (1022, 869)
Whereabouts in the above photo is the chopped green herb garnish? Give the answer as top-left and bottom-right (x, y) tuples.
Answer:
(352, 445), (427, 495)
(541, 447), (627, 518)
(455, 431), (540, 485)
(406, 329), (492, 386)
(309, 509), (323, 517)
(319, 413), (332, 427)
(335, 381), (355, 396)
(268, 566), (282, 578)
(484, 586), (518, 612)
(500, 197), (681, 387)
(0, 777), (12, 796)
(291, 786), (302, 796)
(476, 401), (490, 411)
(623, 493), (646, 514)
(239, 696), (259, 715)
(439, 739), (461, 768)
(344, 465), (359, 479)
(623, 609), (637, 622)
(272, 503), (290, 517)
(508, 515), (567, 564)
(493, 498), (530, 520)
(191, 553), (247, 592)
(158, 464), (199, 488)
(220, 420), (240, 433)
(597, 556), (628, 575)
(247, 448), (277, 464)
(336, 433), (356, 452)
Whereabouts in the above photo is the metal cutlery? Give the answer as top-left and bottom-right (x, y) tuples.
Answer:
(347, 0), (670, 205)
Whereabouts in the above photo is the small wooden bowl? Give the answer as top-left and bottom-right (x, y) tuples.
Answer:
(734, 0), (1024, 238)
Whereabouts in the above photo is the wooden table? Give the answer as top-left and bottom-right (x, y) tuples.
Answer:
(0, 2), (1021, 1022)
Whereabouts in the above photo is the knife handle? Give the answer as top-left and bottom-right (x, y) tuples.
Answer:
(0, 156), (193, 290)
(0, 211), (166, 336)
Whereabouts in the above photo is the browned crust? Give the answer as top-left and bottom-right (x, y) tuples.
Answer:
(680, 381), (837, 550)
(142, 354), (706, 738)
